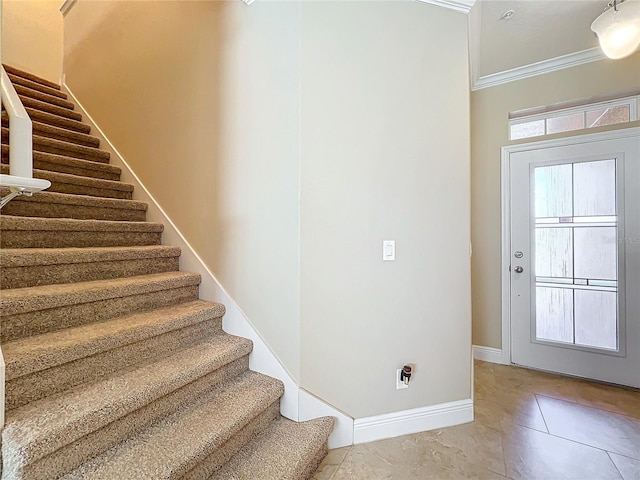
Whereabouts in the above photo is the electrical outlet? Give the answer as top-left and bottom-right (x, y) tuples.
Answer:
(396, 369), (409, 390)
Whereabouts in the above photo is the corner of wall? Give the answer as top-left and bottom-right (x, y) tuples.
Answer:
(472, 345), (504, 364)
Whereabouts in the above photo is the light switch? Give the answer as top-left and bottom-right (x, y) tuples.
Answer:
(383, 240), (395, 261)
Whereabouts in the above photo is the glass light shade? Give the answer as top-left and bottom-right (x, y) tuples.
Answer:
(591, 0), (640, 59)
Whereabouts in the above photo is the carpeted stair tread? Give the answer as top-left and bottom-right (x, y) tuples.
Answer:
(0, 165), (132, 200)
(25, 107), (90, 133)
(3, 64), (62, 90)
(211, 417), (336, 480)
(1, 145), (120, 181)
(3, 300), (225, 380)
(13, 83), (75, 110)
(32, 132), (110, 162)
(1, 245), (179, 268)
(0, 271), (201, 316)
(6, 73), (67, 99)
(32, 120), (99, 147)
(0, 216), (163, 248)
(62, 372), (284, 480)
(1, 334), (256, 476)
(0, 189), (147, 221)
(1, 271), (201, 342)
(3, 127), (108, 163)
(20, 96), (82, 121)
(1, 245), (181, 288)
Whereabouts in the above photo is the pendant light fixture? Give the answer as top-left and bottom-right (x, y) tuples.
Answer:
(591, 0), (640, 59)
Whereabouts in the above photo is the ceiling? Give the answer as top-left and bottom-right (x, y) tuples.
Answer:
(470, 0), (607, 79)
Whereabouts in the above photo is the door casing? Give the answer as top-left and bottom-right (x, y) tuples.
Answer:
(500, 126), (640, 367)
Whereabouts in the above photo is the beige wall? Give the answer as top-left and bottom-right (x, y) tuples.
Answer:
(471, 53), (640, 349)
(64, 0), (472, 418)
(299, 2), (471, 417)
(64, 0), (303, 379)
(1, 0), (63, 83)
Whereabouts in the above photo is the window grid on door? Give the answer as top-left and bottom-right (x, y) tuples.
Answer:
(533, 159), (618, 351)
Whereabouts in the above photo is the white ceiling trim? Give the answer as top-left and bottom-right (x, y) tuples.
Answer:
(242, 0), (476, 12)
(415, 0), (476, 14)
(60, 0), (78, 16)
(472, 47), (606, 91)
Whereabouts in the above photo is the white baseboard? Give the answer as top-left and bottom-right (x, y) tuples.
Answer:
(63, 83), (308, 421)
(353, 399), (473, 445)
(472, 345), (504, 364)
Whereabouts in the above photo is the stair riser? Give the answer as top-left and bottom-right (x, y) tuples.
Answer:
(0, 230), (162, 249)
(14, 84), (75, 110)
(1, 285), (199, 342)
(298, 444), (330, 480)
(1, 197), (146, 222)
(5, 66), (61, 91)
(2, 257), (179, 289)
(24, 356), (251, 480)
(0, 166), (131, 200)
(37, 179), (132, 200)
(32, 140), (110, 164)
(1, 146), (119, 181)
(2, 129), (107, 164)
(6, 74), (66, 99)
(6, 317), (224, 410)
(26, 108), (90, 134)
(20, 97), (82, 121)
(183, 402), (281, 480)
(32, 158), (120, 181)
(32, 124), (100, 148)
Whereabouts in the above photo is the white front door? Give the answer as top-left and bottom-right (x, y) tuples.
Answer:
(507, 129), (640, 387)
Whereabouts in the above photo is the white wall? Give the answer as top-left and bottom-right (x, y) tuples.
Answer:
(300, 1), (472, 418)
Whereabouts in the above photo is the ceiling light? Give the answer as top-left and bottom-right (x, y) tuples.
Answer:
(591, 0), (640, 59)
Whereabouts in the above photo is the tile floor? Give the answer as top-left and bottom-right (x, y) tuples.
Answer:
(313, 360), (640, 479)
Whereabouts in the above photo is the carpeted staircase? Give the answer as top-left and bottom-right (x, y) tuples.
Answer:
(0, 64), (333, 480)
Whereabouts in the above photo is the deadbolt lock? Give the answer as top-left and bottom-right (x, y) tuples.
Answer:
(514, 251), (524, 259)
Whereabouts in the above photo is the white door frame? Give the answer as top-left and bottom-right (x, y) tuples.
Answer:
(500, 126), (640, 366)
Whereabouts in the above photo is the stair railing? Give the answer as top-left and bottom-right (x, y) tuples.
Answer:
(0, 65), (51, 209)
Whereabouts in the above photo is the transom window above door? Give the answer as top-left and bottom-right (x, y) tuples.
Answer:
(509, 96), (639, 141)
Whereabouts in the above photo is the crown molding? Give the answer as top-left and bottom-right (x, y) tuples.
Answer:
(472, 47), (606, 91)
(416, 0), (476, 14)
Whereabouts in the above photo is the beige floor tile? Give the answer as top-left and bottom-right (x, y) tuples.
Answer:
(313, 447), (350, 480)
(536, 394), (640, 460)
(415, 422), (506, 477)
(330, 436), (424, 480)
(474, 390), (548, 434)
(568, 380), (640, 420)
(502, 424), (622, 480)
(609, 453), (640, 480)
(408, 463), (509, 479)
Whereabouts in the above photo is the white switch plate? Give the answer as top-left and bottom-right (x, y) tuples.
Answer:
(396, 369), (408, 390)
(383, 240), (395, 261)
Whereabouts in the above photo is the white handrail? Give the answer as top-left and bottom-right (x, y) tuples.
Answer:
(0, 65), (51, 208)
(1, 66), (32, 177)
